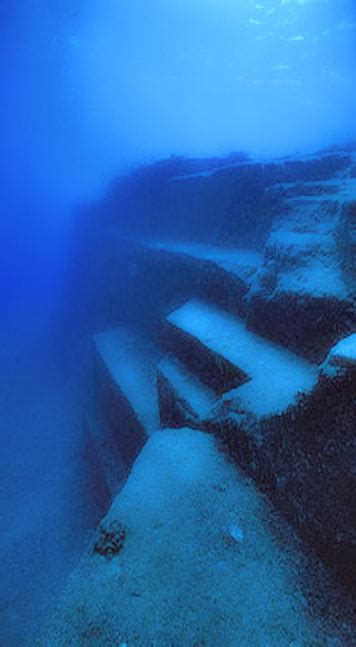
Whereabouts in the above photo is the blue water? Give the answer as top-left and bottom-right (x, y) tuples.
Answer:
(0, 1), (355, 644)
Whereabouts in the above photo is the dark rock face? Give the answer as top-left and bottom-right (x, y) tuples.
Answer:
(157, 369), (197, 430)
(338, 200), (356, 289)
(262, 155), (351, 185)
(245, 185), (355, 359)
(65, 149), (355, 339)
(246, 293), (354, 361)
(160, 320), (248, 395)
(106, 159), (273, 250)
(210, 355), (355, 590)
(268, 368), (355, 590)
(94, 355), (148, 469)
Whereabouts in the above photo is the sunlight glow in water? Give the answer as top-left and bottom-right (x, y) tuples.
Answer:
(69, 0), (355, 168)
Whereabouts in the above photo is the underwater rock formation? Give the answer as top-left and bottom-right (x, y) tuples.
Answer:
(38, 430), (353, 645)
(52, 147), (355, 642)
(246, 181), (355, 360)
(209, 341), (355, 590)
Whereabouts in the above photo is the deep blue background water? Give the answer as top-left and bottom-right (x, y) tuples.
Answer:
(0, 1), (355, 643)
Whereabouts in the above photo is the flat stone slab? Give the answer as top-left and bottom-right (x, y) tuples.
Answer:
(94, 327), (160, 437)
(147, 240), (261, 286)
(325, 332), (356, 369)
(167, 299), (318, 417)
(38, 429), (351, 645)
(157, 355), (216, 427)
(94, 327), (161, 467)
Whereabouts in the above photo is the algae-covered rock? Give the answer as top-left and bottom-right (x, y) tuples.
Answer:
(93, 520), (127, 559)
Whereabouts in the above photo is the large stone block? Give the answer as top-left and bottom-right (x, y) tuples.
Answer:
(157, 355), (216, 429)
(38, 430), (354, 645)
(94, 327), (160, 468)
(209, 334), (355, 589)
(246, 192), (355, 359)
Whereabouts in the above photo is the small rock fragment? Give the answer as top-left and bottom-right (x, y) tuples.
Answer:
(223, 522), (244, 545)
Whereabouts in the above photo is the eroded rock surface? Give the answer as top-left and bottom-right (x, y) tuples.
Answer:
(246, 180), (355, 360)
(38, 430), (353, 645)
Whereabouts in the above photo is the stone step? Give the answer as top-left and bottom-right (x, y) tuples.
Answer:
(147, 240), (261, 286)
(149, 241), (261, 313)
(118, 238), (262, 317)
(210, 335), (355, 589)
(94, 327), (161, 468)
(267, 179), (344, 198)
(164, 299), (318, 417)
(245, 194), (355, 360)
(157, 354), (216, 429)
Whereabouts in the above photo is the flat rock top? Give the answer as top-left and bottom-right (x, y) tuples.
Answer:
(148, 240), (261, 279)
(94, 327), (160, 435)
(38, 429), (345, 646)
(327, 333), (356, 368)
(158, 355), (216, 418)
(168, 299), (318, 416)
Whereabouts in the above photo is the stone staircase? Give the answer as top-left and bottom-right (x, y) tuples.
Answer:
(88, 231), (354, 592)
(157, 354), (215, 429)
(163, 298), (317, 417)
(248, 177), (355, 358)
(93, 327), (160, 470)
(84, 161), (355, 590)
(41, 152), (356, 643)
(90, 285), (319, 481)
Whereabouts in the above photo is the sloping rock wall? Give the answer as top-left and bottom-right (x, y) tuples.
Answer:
(210, 347), (355, 589)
